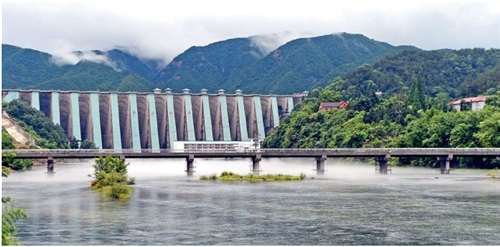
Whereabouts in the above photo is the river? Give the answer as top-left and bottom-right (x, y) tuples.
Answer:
(2, 158), (499, 245)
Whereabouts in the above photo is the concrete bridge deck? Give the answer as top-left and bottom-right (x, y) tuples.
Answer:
(4, 148), (500, 158)
(4, 148), (500, 176)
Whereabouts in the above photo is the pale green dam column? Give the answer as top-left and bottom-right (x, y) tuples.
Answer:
(31, 91), (40, 110)
(202, 94), (214, 141)
(254, 95), (266, 140)
(166, 94), (177, 149)
(2, 90), (19, 102)
(271, 96), (280, 128)
(183, 92), (196, 141)
(51, 91), (60, 125)
(129, 94), (141, 151)
(219, 94), (231, 141)
(288, 96), (295, 114)
(147, 94), (160, 152)
(110, 93), (122, 151)
(90, 92), (102, 149)
(70, 92), (81, 142)
(237, 94), (248, 141)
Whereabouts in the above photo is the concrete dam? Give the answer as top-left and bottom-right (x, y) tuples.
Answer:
(2, 89), (305, 150)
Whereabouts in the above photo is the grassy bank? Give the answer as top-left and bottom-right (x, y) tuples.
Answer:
(200, 171), (306, 182)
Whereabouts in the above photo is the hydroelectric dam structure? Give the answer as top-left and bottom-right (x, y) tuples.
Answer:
(2, 89), (305, 150)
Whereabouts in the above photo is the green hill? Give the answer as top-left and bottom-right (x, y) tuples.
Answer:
(2, 44), (70, 88)
(2, 45), (160, 92)
(152, 37), (264, 92)
(329, 48), (500, 100)
(153, 33), (417, 94)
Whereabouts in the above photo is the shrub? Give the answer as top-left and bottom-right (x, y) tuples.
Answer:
(106, 184), (132, 200)
(89, 155), (133, 200)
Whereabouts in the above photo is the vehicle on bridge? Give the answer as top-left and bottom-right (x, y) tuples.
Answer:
(173, 139), (260, 152)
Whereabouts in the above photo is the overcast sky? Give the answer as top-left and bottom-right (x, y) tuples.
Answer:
(2, 0), (500, 65)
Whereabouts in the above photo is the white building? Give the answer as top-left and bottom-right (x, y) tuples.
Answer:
(449, 96), (487, 111)
(173, 139), (261, 152)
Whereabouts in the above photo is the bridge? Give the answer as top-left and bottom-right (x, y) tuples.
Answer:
(4, 148), (500, 176)
(2, 89), (305, 150)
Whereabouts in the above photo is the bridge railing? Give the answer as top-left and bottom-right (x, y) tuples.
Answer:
(260, 148), (500, 154)
(3, 148), (500, 156)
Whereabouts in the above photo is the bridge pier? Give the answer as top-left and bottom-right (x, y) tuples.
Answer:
(376, 155), (390, 174)
(252, 154), (262, 175)
(47, 157), (55, 175)
(186, 155), (195, 176)
(315, 154), (327, 175)
(438, 155), (453, 174)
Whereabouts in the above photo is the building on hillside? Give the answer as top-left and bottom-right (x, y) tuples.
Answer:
(319, 101), (349, 111)
(449, 96), (487, 111)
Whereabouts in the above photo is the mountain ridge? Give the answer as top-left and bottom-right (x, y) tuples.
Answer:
(0, 33), (438, 96)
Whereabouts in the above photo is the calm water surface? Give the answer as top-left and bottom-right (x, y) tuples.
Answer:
(2, 158), (499, 245)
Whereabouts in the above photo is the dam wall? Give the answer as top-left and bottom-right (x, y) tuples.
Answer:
(2, 89), (305, 150)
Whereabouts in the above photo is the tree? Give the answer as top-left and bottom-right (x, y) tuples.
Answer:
(474, 111), (500, 147)
(89, 155), (133, 200)
(2, 153), (28, 246)
(408, 75), (426, 111)
(318, 89), (342, 102)
(69, 136), (80, 149)
(80, 140), (97, 149)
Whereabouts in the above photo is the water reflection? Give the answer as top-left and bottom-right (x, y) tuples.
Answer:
(2, 158), (500, 245)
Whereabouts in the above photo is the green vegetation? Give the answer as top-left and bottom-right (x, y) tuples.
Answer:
(1, 149), (33, 171)
(154, 33), (415, 94)
(2, 153), (28, 246)
(2, 44), (159, 92)
(4, 34), (415, 95)
(89, 155), (134, 200)
(329, 48), (500, 100)
(3, 100), (68, 149)
(264, 89), (500, 169)
(2, 129), (15, 149)
(200, 171), (306, 182)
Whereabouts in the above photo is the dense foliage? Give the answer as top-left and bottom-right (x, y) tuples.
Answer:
(2, 153), (28, 246)
(2, 129), (15, 149)
(3, 100), (68, 149)
(264, 91), (500, 169)
(458, 63), (500, 97)
(89, 155), (134, 200)
(329, 48), (500, 100)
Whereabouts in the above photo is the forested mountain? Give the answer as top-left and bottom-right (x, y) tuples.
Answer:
(2, 45), (159, 92)
(458, 63), (500, 97)
(153, 33), (417, 94)
(3, 34), (499, 98)
(329, 48), (500, 100)
(229, 34), (416, 94)
(152, 37), (265, 92)
(102, 49), (162, 81)
(2, 44), (70, 88)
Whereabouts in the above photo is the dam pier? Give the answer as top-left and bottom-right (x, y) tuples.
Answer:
(2, 89), (305, 150)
